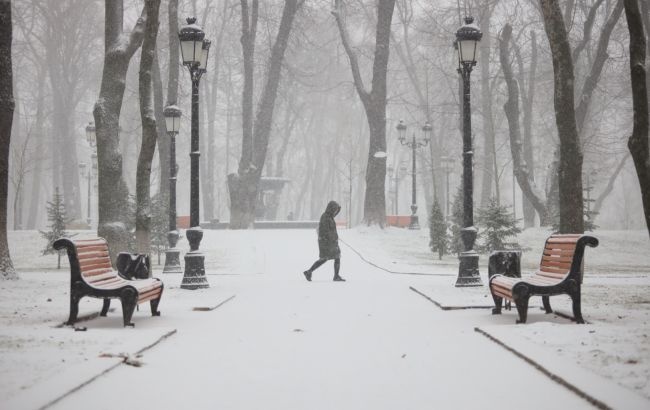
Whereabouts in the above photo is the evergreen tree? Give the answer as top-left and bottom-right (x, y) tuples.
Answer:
(476, 198), (522, 254)
(429, 199), (448, 260)
(449, 186), (464, 255)
(40, 187), (70, 268)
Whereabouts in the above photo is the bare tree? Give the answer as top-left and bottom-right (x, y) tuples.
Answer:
(135, 0), (161, 253)
(623, 0), (650, 238)
(332, 0), (396, 226)
(228, 0), (303, 228)
(93, 1), (147, 259)
(0, 0), (17, 279)
(539, 0), (584, 233)
(500, 23), (550, 224)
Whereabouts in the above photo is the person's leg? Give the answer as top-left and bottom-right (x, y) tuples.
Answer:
(303, 258), (326, 281)
(308, 258), (326, 272)
(333, 258), (345, 281)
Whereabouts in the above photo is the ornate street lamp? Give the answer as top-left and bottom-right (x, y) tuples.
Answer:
(178, 17), (209, 289)
(455, 16), (482, 287)
(162, 105), (183, 274)
(396, 120), (430, 229)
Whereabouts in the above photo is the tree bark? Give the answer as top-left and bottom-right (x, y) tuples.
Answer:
(93, 1), (147, 260)
(539, 0), (584, 233)
(574, 0), (624, 135)
(135, 0), (161, 253)
(153, 51), (169, 206)
(500, 24), (550, 225)
(229, 0), (302, 229)
(515, 31), (538, 228)
(332, 0), (395, 226)
(479, 7), (497, 207)
(26, 67), (46, 230)
(623, 0), (650, 239)
(0, 0), (17, 279)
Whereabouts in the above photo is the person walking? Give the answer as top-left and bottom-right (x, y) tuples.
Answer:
(303, 200), (345, 282)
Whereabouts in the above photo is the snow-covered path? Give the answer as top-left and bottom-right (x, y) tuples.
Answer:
(51, 230), (592, 409)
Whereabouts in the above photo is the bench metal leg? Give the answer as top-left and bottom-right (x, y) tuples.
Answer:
(120, 288), (138, 327)
(66, 291), (81, 326)
(570, 289), (584, 324)
(491, 293), (502, 315)
(515, 296), (529, 324)
(150, 297), (161, 316)
(542, 296), (552, 314)
(150, 282), (163, 316)
(100, 299), (111, 316)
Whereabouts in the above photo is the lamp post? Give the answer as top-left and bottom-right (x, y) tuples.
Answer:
(178, 17), (210, 289)
(454, 17), (483, 287)
(79, 162), (92, 226)
(84, 122), (97, 227)
(163, 105), (183, 274)
(396, 120), (431, 229)
(441, 156), (454, 218)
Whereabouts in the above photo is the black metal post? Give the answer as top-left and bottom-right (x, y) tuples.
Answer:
(181, 65), (209, 289)
(163, 131), (182, 274)
(86, 169), (92, 226)
(409, 134), (419, 229)
(455, 63), (482, 287)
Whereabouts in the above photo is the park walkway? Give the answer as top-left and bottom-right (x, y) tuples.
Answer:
(50, 230), (593, 409)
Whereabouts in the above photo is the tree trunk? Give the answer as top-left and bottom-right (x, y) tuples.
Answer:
(516, 31), (538, 228)
(479, 9), (496, 207)
(623, 0), (650, 239)
(333, 0), (395, 226)
(540, 0), (584, 234)
(135, 0), (161, 253)
(153, 51), (169, 207)
(93, 1), (147, 260)
(229, 0), (301, 229)
(500, 24), (550, 225)
(26, 68), (46, 230)
(0, 0), (17, 279)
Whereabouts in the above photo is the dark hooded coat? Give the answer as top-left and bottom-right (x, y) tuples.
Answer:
(318, 201), (341, 259)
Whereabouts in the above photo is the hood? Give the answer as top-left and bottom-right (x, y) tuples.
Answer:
(324, 200), (341, 217)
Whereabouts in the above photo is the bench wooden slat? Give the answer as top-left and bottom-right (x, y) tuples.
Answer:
(82, 268), (114, 278)
(77, 251), (110, 261)
(544, 243), (578, 251)
(542, 255), (573, 263)
(546, 237), (580, 244)
(79, 258), (112, 271)
(539, 265), (569, 275)
(540, 260), (572, 270)
(77, 246), (109, 254)
(84, 271), (118, 283)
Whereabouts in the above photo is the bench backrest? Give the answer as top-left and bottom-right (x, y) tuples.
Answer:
(53, 237), (117, 286)
(538, 234), (599, 284)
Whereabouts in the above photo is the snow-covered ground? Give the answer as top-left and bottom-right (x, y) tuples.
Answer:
(1, 227), (649, 409)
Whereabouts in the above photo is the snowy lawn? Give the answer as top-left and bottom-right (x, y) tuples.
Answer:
(1, 227), (649, 408)
(342, 226), (650, 400)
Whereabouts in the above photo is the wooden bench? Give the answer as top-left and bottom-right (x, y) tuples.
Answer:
(54, 237), (164, 327)
(489, 234), (598, 324)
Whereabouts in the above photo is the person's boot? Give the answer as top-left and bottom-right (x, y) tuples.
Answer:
(303, 271), (312, 281)
(333, 275), (346, 282)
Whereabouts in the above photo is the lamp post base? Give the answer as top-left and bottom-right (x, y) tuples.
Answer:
(408, 214), (420, 230)
(180, 227), (209, 289)
(162, 248), (183, 274)
(409, 204), (420, 230)
(455, 251), (482, 287)
(181, 252), (209, 289)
